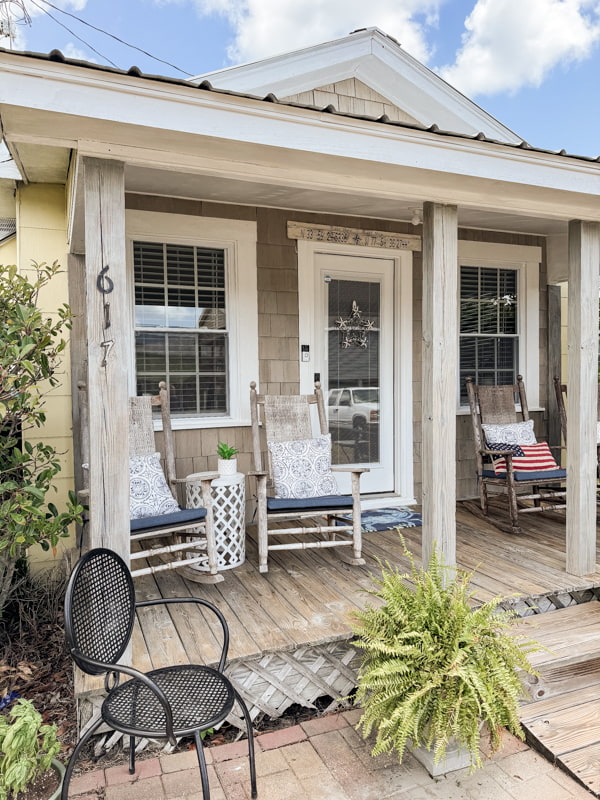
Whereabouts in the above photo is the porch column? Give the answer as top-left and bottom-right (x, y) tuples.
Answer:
(83, 157), (130, 563)
(566, 220), (600, 576)
(421, 202), (458, 571)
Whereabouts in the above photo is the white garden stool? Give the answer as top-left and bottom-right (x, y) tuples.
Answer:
(186, 471), (246, 571)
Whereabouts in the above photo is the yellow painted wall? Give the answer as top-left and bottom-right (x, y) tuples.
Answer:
(15, 184), (75, 571)
(0, 237), (17, 264)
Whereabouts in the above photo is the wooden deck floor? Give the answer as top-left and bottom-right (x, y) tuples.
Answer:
(76, 501), (600, 729)
(132, 501), (600, 669)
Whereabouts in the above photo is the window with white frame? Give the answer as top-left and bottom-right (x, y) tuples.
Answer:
(456, 241), (541, 409)
(459, 265), (519, 405)
(134, 241), (229, 416)
(127, 211), (258, 428)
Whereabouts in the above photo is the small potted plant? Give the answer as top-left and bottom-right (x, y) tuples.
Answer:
(0, 698), (64, 800)
(216, 441), (239, 477)
(352, 538), (539, 775)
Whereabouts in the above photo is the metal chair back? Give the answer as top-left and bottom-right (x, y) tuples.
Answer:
(64, 548), (135, 676)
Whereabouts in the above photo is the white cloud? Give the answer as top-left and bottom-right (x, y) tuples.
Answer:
(181, 0), (444, 64)
(62, 41), (96, 61)
(440, 0), (600, 96)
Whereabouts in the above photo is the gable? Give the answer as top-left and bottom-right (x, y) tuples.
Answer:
(282, 78), (420, 125)
(195, 28), (520, 143)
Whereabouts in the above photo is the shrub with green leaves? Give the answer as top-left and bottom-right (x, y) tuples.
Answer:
(0, 262), (84, 617)
(353, 539), (539, 771)
(0, 698), (61, 800)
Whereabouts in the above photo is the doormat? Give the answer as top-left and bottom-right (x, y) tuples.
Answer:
(336, 506), (422, 532)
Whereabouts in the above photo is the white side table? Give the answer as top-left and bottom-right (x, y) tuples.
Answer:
(186, 471), (246, 572)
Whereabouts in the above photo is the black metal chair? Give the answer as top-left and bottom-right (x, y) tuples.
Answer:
(62, 548), (257, 799)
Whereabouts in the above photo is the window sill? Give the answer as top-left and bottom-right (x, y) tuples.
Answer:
(154, 417), (251, 431)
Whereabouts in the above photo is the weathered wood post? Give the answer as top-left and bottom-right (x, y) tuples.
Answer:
(83, 157), (130, 563)
(566, 220), (600, 576)
(421, 202), (458, 574)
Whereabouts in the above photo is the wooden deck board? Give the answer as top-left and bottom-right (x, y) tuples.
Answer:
(130, 508), (600, 673)
(77, 504), (600, 715)
(73, 504), (600, 794)
(525, 696), (600, 756)
(559, 743), (600, 794)
(518, 603), (600, 797)
(520, 681), (600, 723)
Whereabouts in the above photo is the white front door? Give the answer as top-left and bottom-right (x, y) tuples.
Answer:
(298, 241), (414, 501)
(318, 253), (394, 493)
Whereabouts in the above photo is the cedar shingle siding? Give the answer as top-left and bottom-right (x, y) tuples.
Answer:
(124, 194), (548, 504)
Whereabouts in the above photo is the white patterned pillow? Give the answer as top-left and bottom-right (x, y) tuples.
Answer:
(130, 452), (180, 520)
(267, 435), (339, 499)
(481, 420), (536, 446)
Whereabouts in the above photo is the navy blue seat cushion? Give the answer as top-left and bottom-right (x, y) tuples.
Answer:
(130, 506), (207, 533)
(267, 495), (353, 513)
(481, 469), (566, 481)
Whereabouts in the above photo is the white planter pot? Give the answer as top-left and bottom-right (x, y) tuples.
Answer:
(218, 458), (238, 477)
(411, 738), (472, 777)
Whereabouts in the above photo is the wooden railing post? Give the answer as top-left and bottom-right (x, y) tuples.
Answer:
(83, 157), (130, 564)
(421, 202), (458, 574)
(566, 220), (600, 576)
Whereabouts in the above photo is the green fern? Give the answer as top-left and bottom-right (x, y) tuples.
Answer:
(352, 536), (540, 772)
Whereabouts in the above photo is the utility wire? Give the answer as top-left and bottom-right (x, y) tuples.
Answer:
(35, 0), (193, 76)
(27, 0), (118, 66)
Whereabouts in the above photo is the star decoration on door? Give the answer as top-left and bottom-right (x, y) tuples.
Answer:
(335, 300), (375, 348)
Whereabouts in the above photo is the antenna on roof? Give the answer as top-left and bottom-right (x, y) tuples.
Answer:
(0, 0), (31, 48)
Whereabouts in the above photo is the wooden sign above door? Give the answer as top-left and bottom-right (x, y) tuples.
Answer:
(287, 221), (421, 251)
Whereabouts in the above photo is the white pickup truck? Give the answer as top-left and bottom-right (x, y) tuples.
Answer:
(327, 387), (379, 435)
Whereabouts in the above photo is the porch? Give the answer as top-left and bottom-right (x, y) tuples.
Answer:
(76, 505), (600, 727)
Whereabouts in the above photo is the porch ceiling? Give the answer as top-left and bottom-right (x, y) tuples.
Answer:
(11, 134), (574, 239)
(124, 163), (569, 237)
(2, 68), (596, 238)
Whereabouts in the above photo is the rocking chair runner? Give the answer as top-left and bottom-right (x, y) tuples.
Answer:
(466, 375), (566, 535)
(79, 381), (221, 581)
(249, 381), (368, 573)
(553, 375), (600, 476)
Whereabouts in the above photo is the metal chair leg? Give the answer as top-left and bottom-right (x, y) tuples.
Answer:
(61, 716), (104, 799)
(194, 729), (211, 800)
(234, 689), (258, 799)
(129, 736), (136, 774)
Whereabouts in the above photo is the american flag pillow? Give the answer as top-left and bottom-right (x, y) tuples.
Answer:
(488, 442), (559, 475)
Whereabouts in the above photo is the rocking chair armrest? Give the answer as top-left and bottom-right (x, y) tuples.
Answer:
(247, 470), (268, 478)
(70, 649), (177, 745)
(136, 597), (229, 670)
(481, 447), (515, 457)
(175, 472), (220, 484)
(331, 466), (370, 474)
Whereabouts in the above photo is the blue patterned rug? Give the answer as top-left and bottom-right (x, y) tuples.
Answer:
(336, 506), (422, 532)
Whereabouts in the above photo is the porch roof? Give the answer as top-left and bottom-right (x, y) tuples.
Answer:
(1, 47), (599, 244)
(0, 45), (598, 165)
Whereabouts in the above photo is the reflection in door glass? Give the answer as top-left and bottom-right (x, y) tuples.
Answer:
(327, 279), (380, 466)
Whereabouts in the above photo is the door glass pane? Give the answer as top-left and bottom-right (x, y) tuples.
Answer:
(327, 278), (380, 466)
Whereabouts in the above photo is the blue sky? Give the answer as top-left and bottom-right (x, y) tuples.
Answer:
(2, 0), (599, 157)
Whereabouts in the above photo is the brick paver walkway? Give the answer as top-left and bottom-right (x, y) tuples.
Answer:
(68, 710), (592, 799)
